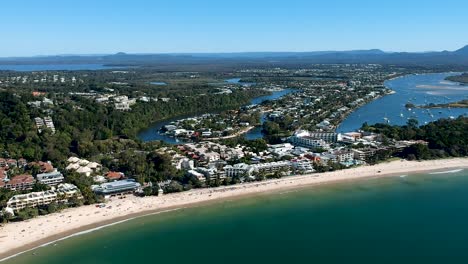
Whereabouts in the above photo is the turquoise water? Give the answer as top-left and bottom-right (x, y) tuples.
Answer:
(4, 169), (468, 264)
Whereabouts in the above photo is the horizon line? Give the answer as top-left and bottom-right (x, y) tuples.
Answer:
(0, 45), (466, 59)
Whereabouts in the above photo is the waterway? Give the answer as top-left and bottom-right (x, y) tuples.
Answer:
(337, 72), (468, 132)
(137, 82), (297, 143)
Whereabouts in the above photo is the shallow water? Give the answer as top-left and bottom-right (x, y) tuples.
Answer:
(4, 169), (468, 264)
(338, 73), (468, 132)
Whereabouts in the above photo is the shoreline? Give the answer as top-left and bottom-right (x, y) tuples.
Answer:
(1, 158), (468, 261)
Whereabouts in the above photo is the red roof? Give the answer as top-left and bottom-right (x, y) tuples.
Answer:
(105, 171), (124, 180)
(9, 175), (35, 185)
(29, 161), (54, 173)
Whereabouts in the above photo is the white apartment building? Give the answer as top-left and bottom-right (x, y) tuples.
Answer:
(36, 171), (64, 185)
(290, 135), (330, 150)
(224, 163), (253, 178)
(7, 183), (81, 211)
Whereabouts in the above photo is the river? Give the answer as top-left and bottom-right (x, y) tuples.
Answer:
(137, 85), (298, 143)
(337, 72), (468, 132)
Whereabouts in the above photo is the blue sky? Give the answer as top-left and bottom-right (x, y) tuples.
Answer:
(1, 0), (467, 56)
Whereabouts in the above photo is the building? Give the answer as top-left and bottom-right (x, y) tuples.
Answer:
(6, 183), (81, 211)
(92, 179), (141, 196)
(36, 171), (64, 186)
(34, 117), (56, 134)
(306, 132), (340, 143)
(1, 175), (35, 191)
(268, 143), (295, 156)
(251, 161), (292, 175)
(18, 158), (28, 168)
(353, 148), (378, 161)
(333, 150), (355, 163)
(290, 133), (331, 150)
(105, 171), (125, 181)
(28, 161), (54, 173)
(66, 157), (102, 176)
(291, 160), (315, 174)
(224, 161), (292, 178)
(224, 163), (253, 178)
(187, 170), (206, 182)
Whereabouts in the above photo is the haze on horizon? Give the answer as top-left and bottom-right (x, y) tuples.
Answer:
(2, 0), (467, 57)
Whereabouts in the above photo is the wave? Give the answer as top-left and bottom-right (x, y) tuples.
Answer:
(429, 169), (464, 175)
(0, 208), (184, 262)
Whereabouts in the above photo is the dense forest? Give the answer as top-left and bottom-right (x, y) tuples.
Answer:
(362, 117), (468, 160)
(0, 88), (266, 162)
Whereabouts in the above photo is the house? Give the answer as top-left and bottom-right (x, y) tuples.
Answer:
(2, 175), (35, 191)
(105, 171), (125, 181)
(76, 166), (93, 177)
(18, 158), (27, 168)
(28, 161), (54, 173)
(6, 159), (17, 168)
(66, 157), (102, 176)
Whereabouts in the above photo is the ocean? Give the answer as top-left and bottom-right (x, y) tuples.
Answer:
(4, 169), (468, 264)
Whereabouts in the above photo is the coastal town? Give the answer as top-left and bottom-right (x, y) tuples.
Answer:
(1, 63), (465, 223)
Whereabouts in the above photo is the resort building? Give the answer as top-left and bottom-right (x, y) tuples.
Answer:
(251, 161), (292, 175)
(291, 160), (315, 174)
(224, 163), (254, 178)
(333, 150), (355, 163)
(66, 157), (102, 176)
(36, 171), (65, 186)
(6, 183), (81, 211)
(305, 132), (340, 143)
(290, 133), (331, 150)
(92, 179), (141, 196)
(0, 175), (35, 191)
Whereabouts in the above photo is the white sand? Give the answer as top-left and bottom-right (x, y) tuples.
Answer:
(0, 158), (467, 260)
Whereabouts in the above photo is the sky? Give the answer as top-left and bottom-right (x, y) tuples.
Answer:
(1, 0), (467, 57)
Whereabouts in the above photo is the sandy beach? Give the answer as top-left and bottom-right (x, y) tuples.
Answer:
(1, 158), (467, 261)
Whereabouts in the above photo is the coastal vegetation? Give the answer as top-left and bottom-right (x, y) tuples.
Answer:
(362, 117), (468, 160)
(410, 100), (468, 109)
(446, 73), (468, 84)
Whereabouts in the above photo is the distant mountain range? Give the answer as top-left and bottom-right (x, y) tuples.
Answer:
(1, 45), (467, 67)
